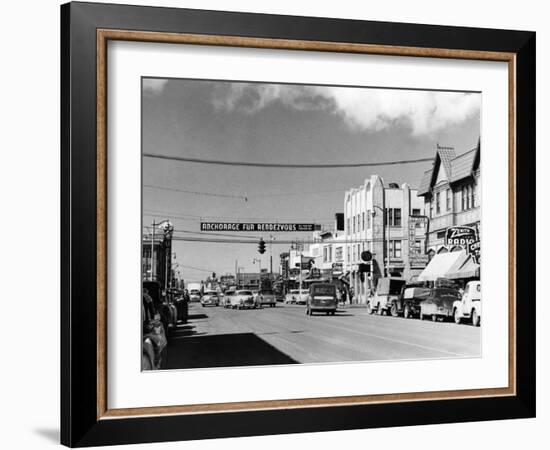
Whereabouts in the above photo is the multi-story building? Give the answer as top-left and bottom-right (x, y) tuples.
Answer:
(142, 222), (174, 289)
(417, 141), (480, 254)
(343, 175), (427, 303)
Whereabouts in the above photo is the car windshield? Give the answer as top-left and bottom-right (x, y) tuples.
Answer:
(190, 290), (200, 294)
(300, 290), (309, 294)
(312, 285), (336, 295)
(204, 291), (217, 296)
(290, 290), (299, 294)
(225, 291), (235, 296)
(260, 290), (273, 295)
(237, 290), (253, 296)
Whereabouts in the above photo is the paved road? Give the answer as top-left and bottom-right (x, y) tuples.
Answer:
(164, 302), (480, 369)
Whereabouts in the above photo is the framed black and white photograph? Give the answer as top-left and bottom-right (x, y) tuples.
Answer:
(61, 2), (535, 447)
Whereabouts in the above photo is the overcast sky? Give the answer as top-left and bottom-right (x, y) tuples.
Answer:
(142, 78), (480, 282)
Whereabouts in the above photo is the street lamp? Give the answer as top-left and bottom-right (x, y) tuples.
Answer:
(253, 258), (262, 285)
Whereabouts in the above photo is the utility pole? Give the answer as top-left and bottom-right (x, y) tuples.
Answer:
(151, 220), (155, 281)
(269, 234), (274, 278)
(386, 207), (390, 277)
(299, 251), (303, 295)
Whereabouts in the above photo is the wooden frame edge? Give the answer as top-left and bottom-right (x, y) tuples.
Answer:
(95, 29), (517, 420)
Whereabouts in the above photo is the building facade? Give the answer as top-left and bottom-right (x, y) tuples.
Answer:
(417, 141), (481, 254)
(343, 175), (427, 303)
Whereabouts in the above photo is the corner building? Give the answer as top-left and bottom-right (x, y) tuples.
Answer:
(417, 141), (481, 254)
(344, 175), (426, 304)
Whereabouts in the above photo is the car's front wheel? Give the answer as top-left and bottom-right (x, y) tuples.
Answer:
(454, 308), (462, 324)
(472, 309), (480, 327)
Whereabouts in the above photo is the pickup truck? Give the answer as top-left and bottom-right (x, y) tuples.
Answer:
(452, 280), (481, 326)
(368, 277), (406, 315)
(389, 284), (431, 318)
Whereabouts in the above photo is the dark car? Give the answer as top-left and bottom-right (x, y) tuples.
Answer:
(306, 283), (338, 316)
(420, 286), (462, 321)
(390, 283), (431, 318)
(143, 281), (177, 336)
(142, 293), (167, 370)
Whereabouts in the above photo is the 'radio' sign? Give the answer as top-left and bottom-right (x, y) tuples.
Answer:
(445, 226), (477, 247)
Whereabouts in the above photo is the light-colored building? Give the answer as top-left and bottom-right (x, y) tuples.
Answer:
(417, 141), (480, 254)
(343, 175), (427, 303)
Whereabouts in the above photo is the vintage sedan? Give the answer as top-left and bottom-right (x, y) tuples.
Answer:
(201, 290), (220, 307)
(306, 283), (338, 316)
(285, 289), (309, 305)
(254, 289), (277, 307)
(230, 290), (256, 309)
(222, 290), (235, 308)
(420, 286), (463, 322)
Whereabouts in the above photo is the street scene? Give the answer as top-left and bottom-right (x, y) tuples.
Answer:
(163, 302), (480, 369)
(140, 78), (482, 371)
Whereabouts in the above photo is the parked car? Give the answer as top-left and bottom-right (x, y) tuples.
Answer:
(254, 289), (277, 307)
(222, 290), (235, 308)
(452, 280), (481, 326)
(368, 277), (406, 315)
(230, 290), (256, 309)
(420, 286), (463, 321)
(142, 296), (167, 370)
(201, 290), (220, 307)
(143, 281), (177, 336)
(306, 283), (338, 316)
(285, 289), (309, 304)
(389, 283), (431, 318)
(188, 288), (202, 303)
(284, 290), (298, 304)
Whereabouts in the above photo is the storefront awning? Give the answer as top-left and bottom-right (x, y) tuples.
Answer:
(417, 251), (468, 282)
(446, 254), (480, 279)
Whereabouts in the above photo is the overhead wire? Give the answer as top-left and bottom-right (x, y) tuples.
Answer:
(143, 153), (433, 169)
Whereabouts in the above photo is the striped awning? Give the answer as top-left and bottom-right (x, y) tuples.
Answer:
(446, 254), (480, 279)
(417, 251), (468, 282)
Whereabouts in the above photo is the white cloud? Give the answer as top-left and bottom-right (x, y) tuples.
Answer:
(143, 79), (169, 95)
(212, 83), (480, 136)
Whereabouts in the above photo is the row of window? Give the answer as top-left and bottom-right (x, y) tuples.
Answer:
(430, 184), (477, 217)
(343, 239), (422, 263)
(346, 207), (425, 234)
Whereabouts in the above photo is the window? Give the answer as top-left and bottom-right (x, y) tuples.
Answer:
(328, 246), (332, 262)
(446, 189), (451, 211)
(367, 210), (371, 228)
(362, 212), (365, 231)
(472, 185), (477, 207)
(469, 185), (474, 209)
(387, 208), (402, 227)
(430, 198), (434, 218)
(346, 218), (350, 233)
(390, 240), (402, 258)
(394, 240), (402, 258)
(347, 246), (350, 262)
(436, 192), (441, 214)
(462, 186), (467, 211)
(414, 240), (422, 253)
(412, 208), (421, 216)
(394, 208), (401, 226)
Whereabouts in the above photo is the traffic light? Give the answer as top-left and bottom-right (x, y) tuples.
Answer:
(258, 238), (266, 254)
